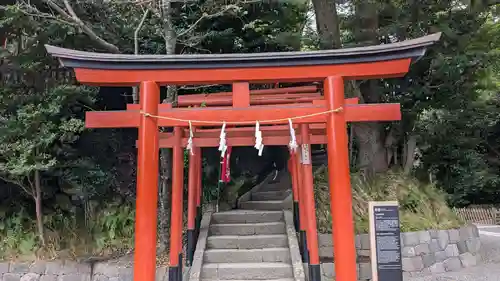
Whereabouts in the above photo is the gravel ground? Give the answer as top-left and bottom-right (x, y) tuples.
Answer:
(407, 233), (500, 281)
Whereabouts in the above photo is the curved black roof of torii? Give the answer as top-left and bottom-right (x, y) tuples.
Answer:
(45, 33), (441, 70)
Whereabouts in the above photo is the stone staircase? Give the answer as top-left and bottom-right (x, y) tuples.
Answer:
(238, 171), (292, 211)
(198, 171), (301, 281)
(201, 210), (294, 281)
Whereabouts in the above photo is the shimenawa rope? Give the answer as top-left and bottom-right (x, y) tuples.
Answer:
(139, 107), (343, 125)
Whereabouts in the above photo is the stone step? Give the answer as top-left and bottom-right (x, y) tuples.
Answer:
(240, 200), (285, 211)
(204, 248), (291, 263)
(207, 234), (288, 249)
(252, 190), (290, 201)
(209, 222), (285, 236)
(201, 262), (293, 280)
(261, 184), (290, 191)
(211, 210), (283, 224)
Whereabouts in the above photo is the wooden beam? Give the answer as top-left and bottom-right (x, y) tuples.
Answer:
(182, 86), (318, 99)
(177, 93), (322, 107)
(125, 97), (359, 111)
(127, 97), (321, 110)
(140, 124), (332, 147)
(232, 82), (250, 107)
(174, 123), (328, 134)
(86, 103), (401, 128)
(152, 135), (328, 148)
(161, 128), (326, 139)
(74, 59), (411, 86)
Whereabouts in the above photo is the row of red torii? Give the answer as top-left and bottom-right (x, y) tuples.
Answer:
(45, 32), (440, 281)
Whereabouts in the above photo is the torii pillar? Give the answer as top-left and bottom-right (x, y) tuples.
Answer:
(324, 76), (357, 280)
(134, 81), (160, 281)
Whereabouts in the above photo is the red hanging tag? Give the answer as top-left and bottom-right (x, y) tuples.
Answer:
(220, 146), (232, 183)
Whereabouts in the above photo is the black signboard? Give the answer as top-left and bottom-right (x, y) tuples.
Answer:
(369, 201), (403, 281)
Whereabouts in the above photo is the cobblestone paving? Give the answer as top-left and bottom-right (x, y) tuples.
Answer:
(408, 229), (500, 281)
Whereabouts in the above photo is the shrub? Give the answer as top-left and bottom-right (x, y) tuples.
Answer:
(314, 169), (464, 234)
(0, 201), (135, 261)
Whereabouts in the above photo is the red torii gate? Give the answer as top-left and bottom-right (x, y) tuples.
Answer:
(126, 86), (366, 276)
(45, 32), (440, 281)
(126, 87), (365, 275)
(129, 86), (366, 273)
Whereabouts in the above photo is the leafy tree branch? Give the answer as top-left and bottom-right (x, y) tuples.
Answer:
(9, 0), (121, 53)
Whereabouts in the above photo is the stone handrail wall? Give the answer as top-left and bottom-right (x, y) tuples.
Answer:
(188, 211), (213, 281)
(318, 224), (482, 281)
(283, 211), (306, 281)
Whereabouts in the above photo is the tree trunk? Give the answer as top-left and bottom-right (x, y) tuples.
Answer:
(351, 0), (389, 175)
(352, 0), (379, 45)
(403, 134), (417, 174)
(349, 124), (354, 164)
(311, 0), (388, 174)
(132, 10), (150, 104)
(158, 149), (172, 253)
(157, 0), (178, 253)
(34, 170), (45, 246)
(393, 147), (398, 166)
(353, 122), (388, 176)
(311, 0), (341, 49)
(387, 148), (393, 167)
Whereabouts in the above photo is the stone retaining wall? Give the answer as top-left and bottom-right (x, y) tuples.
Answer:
(0, 213), (216, 281)
(318, 224), (482, 281)
(0, 260), (168, 281)
(0, 225), (482, 281)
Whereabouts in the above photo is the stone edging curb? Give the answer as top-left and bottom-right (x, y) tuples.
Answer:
(188, 211), (212, 281)
(283, 210), (306, 281)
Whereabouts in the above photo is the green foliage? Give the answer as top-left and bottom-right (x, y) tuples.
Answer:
(200, 155), (220, 203)
(177, 1), (308, 54)
(0, 201), (135, 260)
(0, 208), (38, 259)
(416, 104), (500, 206)
(0, 85), (97, 180)
(56, 157), (112, 201)
(412, 18), (500, 206)
(89, 202), (135, 254)
(329, 1), (500, 203)
(314, 169), (463, 234)
(0, 2), (103, 198)
(0, 1), (130, 260)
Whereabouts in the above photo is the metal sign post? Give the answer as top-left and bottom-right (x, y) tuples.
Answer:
(368, 201), (403, 281)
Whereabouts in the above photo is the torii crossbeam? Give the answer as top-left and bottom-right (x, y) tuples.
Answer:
(45, 32), (440, 281)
